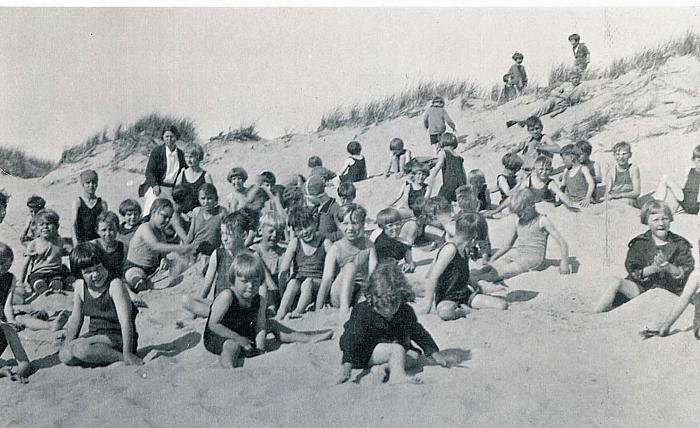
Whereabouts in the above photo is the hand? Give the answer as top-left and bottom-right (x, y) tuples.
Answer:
(559, 260), (571, 275)
(579, 199), (590, 208)
(159, 258), (169, 271)
(153, 185), (161, 196)
(337, 364), (352, 384)
(402, 262), (416, 274)
(123, 352), (144, 366)
(429, 351), (450, 367)
(653, 251), (668, 267)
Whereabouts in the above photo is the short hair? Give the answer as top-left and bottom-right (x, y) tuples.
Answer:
(150, 198), (173, 216)
(248, 187), (270, 204)
(221, 211), (250, 235)
(227, 167), (248, 183)
(35, 208), (59, 226)
(509, 188), (536, 214)
(612, 141), (631, 153)
(26, 195), (46, 210)
(347, 141), (362, 155)
(281, 186), (305, 210)
(69, 242), (103, 274)
(456, 185), (480, 213)
(227, 252), (266, 286)
(376, 207), (402, 229)
(533, 155), (553, 169)
(640, 200), (673, 225)
(432, 96), (445, 105)
(692, 145), (700, 160)
(524, 116), (543, 130)
(287, 205), (316, 231)
(171, 185), (190, 205)
(308, 155), (323, 168)
(258, 209), (286, 231)
(96, 211), (120, 230)
(198, 183), (218, 200)
(409, 161), (430, 175)
(389, 138), (404, 152)
(79, 169), (98, 184)
(183, 142), (204, 161)
(364, 262), (415, 310)
(259, 171), (276, 186)
(423, 196), (453, 221)
(502, 152), (524, 171)
(467, 169), (486, 187)
(337, 182), (357, 199)
(0, 242), (14, 265)
(454, 212), (480, 240)
(0, 190), (8, 208)
(568, 33), (580, 42)
(118, 198), (142, 216)
(560, 144), (582, 159)
(335, 203), (367, 224)
(576, 140), (592, 156)
(162, 125), (180, 140)
(503, 73), (512, 83)
(439, 132), (458, 149)
(512, 51), (524, 60)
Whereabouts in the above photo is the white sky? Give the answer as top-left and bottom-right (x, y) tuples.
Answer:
(0, 7), (698, 160)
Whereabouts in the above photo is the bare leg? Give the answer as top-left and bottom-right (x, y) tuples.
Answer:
(436, 301), (470, 321)
(0, 323), (31, 380)
(368, 343), (421, 385)
(659, 270), (700, 334)
(276, 279), (301, 320)
(266, 319), (333, 343)
(181, 295), (212, 319)
(291, 278), (317, 317)
(654, 175), (683, 211)
(15, 314), (52, 331)
(470, 294), (508, 310)
(220, 340), (243, 369)
(399, 220), (420, 246)
(59, 336), (123, 366)
(594, 277), (642, 313)
(124, 267), (146, 291)
(331, 263), (358, 317)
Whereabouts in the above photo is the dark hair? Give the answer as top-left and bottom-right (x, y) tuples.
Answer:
(281, 186), (305, 210)
(171, 185), (190, 205)
(222, 211), (250, 235)
(259, 171), (276, 186)
(0, 242), (14, 264)
(198, 183), (218, 200)
(335, 203), (367, 224)
(512, 51), (524, 60)
(389, 138), (404, 152)
(35, 208), (60, 226)
(576, 140), (592, 156)
(439, 132), (458, 149)
(0, 190), (8, 209)
(693, 144), (700, 160)
(162, 125), (180, 140)
(409, 161), (430, 175)
(422, 196), (452, 222)
(79, 169), (98, 184)
(347, 141), (362, 155)
(454, 212), (480, 239)
(118, 198), (142, 216)
(502, 153), (524, 171)
(364, 263), (415, 310)
(568, 33), (580, 42)
(150, 198), (173, 216)
(376, 207), (402, 229)
(308, 156), (323, 168)
(96, 211), (120, 230)
(612, 141), (631, 153)
(69, 242), (104, 274)
(559, 144), (581, 160)
(524, 116), (542, 129)
(503, 73), (512, 83)
(227, 167), (248, 183)
(456, 185), (480, 213)
(287, 205), (317, 231)
(26, 195), (46, 210)
(337, 182), (357, 199)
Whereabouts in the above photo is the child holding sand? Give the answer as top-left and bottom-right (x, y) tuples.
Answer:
(654, 144), (700, 215)
(71, 169), (109, 244)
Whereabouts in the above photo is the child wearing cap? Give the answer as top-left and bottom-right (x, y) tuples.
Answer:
(508, 51), (528, 92)
(384, 138), (412, 178)
(422, 97), (457, 151)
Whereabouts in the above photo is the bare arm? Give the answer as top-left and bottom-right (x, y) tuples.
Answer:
(186, 208), (198, 244)
(277, 239), (297, 290)
(316, 245), (339, 310)
(63, 281), (85, 343)
(141, 223), (194, 254)
(444, 111), (456, 132)
(110, 279), (143, 364)
(208, 290), (253, 347)
(489, 217), (518, 261)
(3, 275), (16, 323)
(71, 198), (81, 245)
(204, 172), (214, 184)
(540, 216), (570, 274)
(580, 166), (595, 207)
(428, 151), (445, 195)
(549, 179), (578, 210)
(254, 292), (268, 351)
(389, 183), (409, 207)
(199, 249), (220, 299)
(423, 244), (456, 313)
(367, 243), (377, 277)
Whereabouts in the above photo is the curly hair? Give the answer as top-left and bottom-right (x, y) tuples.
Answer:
(364, 263), (415, 311)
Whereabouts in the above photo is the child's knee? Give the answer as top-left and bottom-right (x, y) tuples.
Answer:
(436, 301), (459, 321)
(222, 340), (243, 355)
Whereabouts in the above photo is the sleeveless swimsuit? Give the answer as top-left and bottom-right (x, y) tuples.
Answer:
(435, 243), (478, 306)
(293, 237), (326, 281)
(82, 283), (138, 353)
(438, 150), (467, 202)
(76, 197), (104, 242)
(407, 183), (428, 210)
(179, 170), (208, 214)
(563, 167), (588, 203)
(204, 291), (261, 355)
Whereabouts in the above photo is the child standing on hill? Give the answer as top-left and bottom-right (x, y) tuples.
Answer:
(20, 195), (46, 245)
(186, 183), (227, 265)
(204, 252), (332, 369)
(90, 212), (125, 281)
(276, 206), (333, 320)
(560, 144), (595, 208)
(117, 199), (142, 249)
(316, 204), (377, 317)
(338, 263), (449, 384)
(308, 156), (337, 183)
(654, 144), (700, 215)
(604, 141), (641, 206)
(225, 167), (249, 212)
(594, 200), (693, 313)
(175, 142), (213, 214)
(497, 153), (523, 202)
(568, 33), (590, 78)
(71, 170), (108, 244)
(59, 243), (143, 367)
(384, 138), (412, 178)
(371, 208), (415, 273)
(20, 209), (71, 294)
(423, 96), (457, 150)
(430, 133), (467, 203)
(508, 117), (561, 173)
(392, 161), (432, 219)
(339, 141), (367, 183)
(508, 52), (528, 93)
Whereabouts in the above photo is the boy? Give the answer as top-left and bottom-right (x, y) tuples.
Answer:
(339, 141), (367, 183)
(304, 175), (342, 242)
(337, 182), (357, 207)
(250, 210), (286, 309)
(568, 33), (590, 78)
(508, 51), (528, 92)
(559, 144), (595, 208)
(496, 153), (523, 202)
(117, 198), (143, 248)
(308, 155), (337, 183)
(20, 209), (71, 294)
(71, 169), (108, 244)
(654, 144), (700, 215)
(604, 141), (641, 206)
(499, 73), (518, 103)
(20, 195), (46, 244)
(508, 117), (560, 173)
(422, 96), (457, 150)
(370, 208), (415, 273)
(576, 140), (603, 201)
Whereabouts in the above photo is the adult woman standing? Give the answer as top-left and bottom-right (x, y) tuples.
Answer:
(138, 126), (187, 213)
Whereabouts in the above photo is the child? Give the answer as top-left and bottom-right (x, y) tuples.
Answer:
(422, 96), (457, 149)
(455, 185), (491, 262)
(1, 250), (30, 381)
(384, 138), (412, 177)
(250, 209), (286, 308)
(123, 198), (195, 292)
(471, 189), (570, 291)
(337, 182), (357, 207)
(499, 73), (518, 103)
(576, 140), (603, 201)
(20, 195), (46, 244)
(508, 116), (561, 172)
(225, 167), (249, 212)
(59, 243), (143, 367)
(568, 33), (590, 78)
(594, 200), (693, 313)
(308, 155), (337, 183)
(654, 144), (700, 215)
(187, 183), (227, 263)
(71, 169), (108, 244)
(422, 196), (456, 242)
(168, 185), (194, 243)
(338, 263), (449, 384)
(90, 212), (125, 281)
(508, 51), (528, 92)
(497, 153), (523, 202)
(316, 204), (377, 316)
(604, 141), (641, 206)
(276, 206), (333, 320)
(467, 169), (491, 211)
(304, 175), (343, 242)
(559, 144), (595, 208)
(0, 190), (7, 225)
(204, 252), (332, 368)
(175, 142), (213, 214)
(424, 213), (507, 320)
(654, 269), (700, 338)
(371, 208), (415, 273)
(391, 161), (432, 218)
(20, 209), (70, 294)
(430, 132), (467, 203)
(339, 141), (367, 183)
(117, 198), (143, 248)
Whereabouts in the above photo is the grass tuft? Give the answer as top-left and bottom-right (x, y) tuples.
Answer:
(0, 147), (56, 178)
(209, 123), (261, 143)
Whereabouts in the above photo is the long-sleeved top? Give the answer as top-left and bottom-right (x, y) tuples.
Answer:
(573, 43), (590, 67)
(138, 144), (187, 197)
(314, 197), (342, 242)
(508, 64), (528, 90)
(422, 106), (456, 135)
(625, 230), (694, 295)
(340, 301), (439, 368)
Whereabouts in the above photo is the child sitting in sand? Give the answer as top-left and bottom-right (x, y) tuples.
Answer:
(20, 195), (45, 245)
(316, 204), (377, 317)
(59, 243), (143, 367)
(456, 185), (491, 262)
(496, 153), (523, 203)
(339, 141), (367, 183)
(204, 252), (333, 368)
(20, 209), (71, 295)
(559, 144), (595, 208)
(430, 133), (467, 203)
(576, 140), (603, 201)
(499, 73), (518, 103)
(467, 169), (491, 211)
(471, 188), (570, 290)
(424, 213), (507, 321)
(308, 155), (337, 183)
(71, 169), (108, 244)
(186, 183), (227, 267)
(653, 144), (700, 215)
(337, 182), (357, 207)
(594, 200), (694, 313)
(370, 208), (415, 273)
(391, 161), (431, 219)
(175, 142), (214, 214)
(604, 141), (640, 207)
(384, 138), (412, 178)
(90, 212), (126, 281)
(338, 263), (450, 384)
(304, 175), (343, 242)
(423, 96), (457, 150)
(250, 209), (286, 308)
(276, 206), (333, 320)
(507, 117), (560, 173)
(225, 167), (249, 212)
(1, 269), (30, 382)
(118, 199), (142, 248)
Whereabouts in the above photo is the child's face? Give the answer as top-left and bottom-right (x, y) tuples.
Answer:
(341, 214), (364, 241)
(515, 57), (523, 64)
(29, 207), (41, 217)
(82, 179), (98, 196)
(82, 264), (109, 291)
(580, 152), (591, 163)
(374, 299), (401, 320)
(37, 220), (58, 239)
(614, 148), (631, 166)
(561, 154), (576, 168)
(412, 170), (428, 184)
(232, 274), (261, 301)
(527, 124), (543, 139)
(569, 39), (578, 47)
(648, 212), (671, 240)
(152, 207), (173, 229)
(124, 210), (141, 227)
(97, 221), (117, 244)
(692, 157), (700, 170)
(0, 257), (12, 274)
(198, 191), (217, 212)
(382, 221), (403, 239)
(230, 176), (245, 191)
(338, 194), (355, 206)
(162, 131), (177, 147)
(259, 224), (281, 248)
(184, 153), (200, 168)
(534, 163), (552, 180)
(221, 224), (245, 251)
(294, 225), (317, 243)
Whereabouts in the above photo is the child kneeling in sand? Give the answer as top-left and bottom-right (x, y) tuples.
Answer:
(338, 263), (450, 384)
(59, 243), (143, 366)
(594, 200), (694, 313)
(204, 252), (332, 368)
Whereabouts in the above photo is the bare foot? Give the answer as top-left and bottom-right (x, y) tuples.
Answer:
(388, 374), (423, 385)
(51, 310), (71, 331)
(0, 367), (12, 379)
(371, 363), (390, 383)
(288, 312), (303, 320)
(456, 304), (471, 318)
(15, 361), (30, 382)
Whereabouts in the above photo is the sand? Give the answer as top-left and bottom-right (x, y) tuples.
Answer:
(1, 55), (700, 427)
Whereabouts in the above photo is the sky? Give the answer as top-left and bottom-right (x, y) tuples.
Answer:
(0, 7), (698, 160)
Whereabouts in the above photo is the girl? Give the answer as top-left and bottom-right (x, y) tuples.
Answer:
(187, 183), (227, 266)
(430, 132), (466, 203)
(204, 252), (332, 368)
(90, 211), (125, 281)
(124, 199), (196, 292)
(117, 198), (143, 249)
(20, 209), (71, 294)
(467, 169), (491, 211)
(384, 138), (412, 178)
(456, 185), (491, 262)
(497, 153), (523, 202)
(59, 243), (142, 367)
(424, 213), (507, 321)
(594, 200), (694, 313)
(560, 144), (595, 208)
(225, 167), (249, 212)
(471, 188), (570, 290)
(316, 204), (378, 317)
(338, 263), (449, 384)
(175, 142), (214, 214)
(339, 141), (367, 183)
(391, 161), (431, 219)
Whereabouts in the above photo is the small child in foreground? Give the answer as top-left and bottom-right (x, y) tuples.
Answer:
(654, 144), (700, 215)
(20, 195), (45, 244)
(604, 141), (640, 207)
(384, 138), (412, 177)
(71, 169), (108, 244)
(117, 199), (143, 249)
(338, 263), (450, 384)
(371, 208), (415, 273)
(594, 200), (693, 313)
(339, 141), (367, 183)
(20, 209), (71, 294)
(204, 252), (332, 369)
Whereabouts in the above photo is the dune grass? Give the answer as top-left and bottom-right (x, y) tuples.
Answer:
(0, 147), (56, 178)
(208, 123), (261, 143)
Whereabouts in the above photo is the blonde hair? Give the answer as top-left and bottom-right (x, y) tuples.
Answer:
(227, 252), (266, 286)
